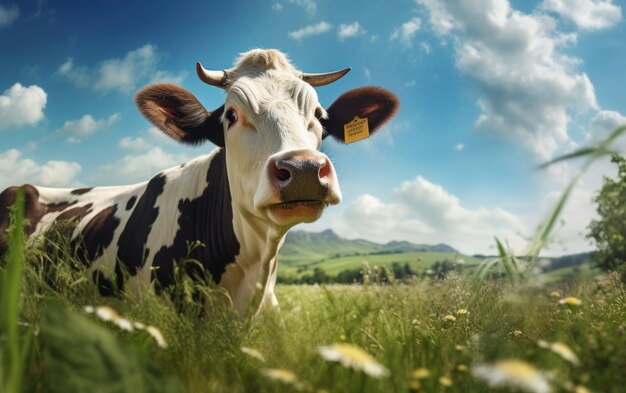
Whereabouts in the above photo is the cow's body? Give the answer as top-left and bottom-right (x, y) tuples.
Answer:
(0, 149), (277, 313)
(0, 49), (398, 316)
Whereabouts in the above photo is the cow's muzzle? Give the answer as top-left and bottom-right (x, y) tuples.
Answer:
(272, 154), (330, 203)
(256, 150), (341, 225)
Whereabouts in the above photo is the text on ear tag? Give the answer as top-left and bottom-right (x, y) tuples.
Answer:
(343, 116), (370, 144)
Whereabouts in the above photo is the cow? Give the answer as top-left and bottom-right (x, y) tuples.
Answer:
(0, 49), (399, 316)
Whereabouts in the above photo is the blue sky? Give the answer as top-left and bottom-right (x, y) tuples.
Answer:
(1, 0), (625, 255)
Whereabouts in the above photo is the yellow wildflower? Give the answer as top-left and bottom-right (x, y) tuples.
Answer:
(443, 315), (456, 322)
(549, 291), (561, 298)
(318, 343), (389, 378)
(411, 368), (430, 379)
(93, 305), (119, 322)
(456, 309), (469, 316)
(575, 385), (592, 393)
(456, 364), (468, 372)
(84, 304), (167, 348)
(261, 368), (303, 390)
(114, 317), (134, 332)
(407, 379), (421, 390)
(538, 340), (579, 366)
(439, 375), (453, 387)
(559, 296), (582, 306)
(512, 329), (523, 337)
(85, 305), (133, 331)
(472, 359), (550, 393)
(145, 326), (167, 348)
(241, 347), (266, 362)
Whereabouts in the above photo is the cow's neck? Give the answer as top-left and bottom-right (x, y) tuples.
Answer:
(221, 161), (288, 317)
(226, 208), (286, 316)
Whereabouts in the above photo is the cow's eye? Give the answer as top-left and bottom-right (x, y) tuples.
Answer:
(314, 107), (324, 120)
(225, 108), (238, 127)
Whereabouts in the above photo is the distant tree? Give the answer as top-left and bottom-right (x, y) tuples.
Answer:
(336, 268), (362, 284)
(309, 267), (330, 284)
(588, 154), (626, 281)
(428, 260), (455, 279)
(403, 262), (414, 277)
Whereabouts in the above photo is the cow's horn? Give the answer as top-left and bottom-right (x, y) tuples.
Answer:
(301, 67), (351, 87)
(196, 62), (229, 87)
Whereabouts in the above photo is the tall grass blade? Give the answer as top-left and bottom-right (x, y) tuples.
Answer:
(522, 125), (626, 275)
(0, 186), (30, 393)
(495, 237), (518, 286)
(538, 147), (618, 169)
(473, 125), (626, 286)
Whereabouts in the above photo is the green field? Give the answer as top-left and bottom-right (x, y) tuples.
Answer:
(278, 251), (480, 277)
(2, 233), (625, 393)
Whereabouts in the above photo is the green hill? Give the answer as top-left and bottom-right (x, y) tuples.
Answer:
(279, 229), (458, 265)
(276, 229), (596, 281)
(278, 229), (464, 277)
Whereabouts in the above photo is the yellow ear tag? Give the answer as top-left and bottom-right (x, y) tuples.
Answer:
(343, 116), (370, 144)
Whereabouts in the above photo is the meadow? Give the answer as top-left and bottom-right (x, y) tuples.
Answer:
(2, 126), (626, 393)
(1, 221), (625, 393)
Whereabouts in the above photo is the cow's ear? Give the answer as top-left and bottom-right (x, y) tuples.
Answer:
(321, 87), (399, 142)
(135, 83), (225, 147)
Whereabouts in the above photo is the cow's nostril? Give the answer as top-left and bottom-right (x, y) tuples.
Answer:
(276, 168), (291, 181)
(318, 160), (330, 179)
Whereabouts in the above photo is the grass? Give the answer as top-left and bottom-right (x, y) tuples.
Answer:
(1, 126), (625, 392)
(1, 226), (626, 392)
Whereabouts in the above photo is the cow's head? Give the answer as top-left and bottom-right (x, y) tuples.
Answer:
(135, 49), (398, 230)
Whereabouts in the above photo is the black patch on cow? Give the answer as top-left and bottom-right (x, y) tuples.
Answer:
(152, 149), (240, 288)
(74, 205), (121, 263)
(92, 270), (116, 297)
(70, 188), (93, 195)
(0, 185), (77, 258)
(46, 200), (78, 214)
(53, 203), (94, 237)
(125, 196), (137, 211)
(115, 174), (166, 289)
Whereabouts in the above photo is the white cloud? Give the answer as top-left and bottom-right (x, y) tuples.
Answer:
(55, 113), (120, 143)
(0, 149), (82, 189)
(56, 58), (90, 88)
(94, 45), (158, 92)
(587, 110), (626, 151)
(332, 176), (526, 254)
(118, 126), (172, 151)
(99, 147), (191, 183)
(58, 45), (187, 93)
(0, 4), (19, 28)
(541, 0), (622, 30)
(416, 0), (598, 160)
(289, 21), (332, 40)
(390, 17), (422, 46)
(289, 0), (316, 16)
(119, 136), (153, 151)
(149, 69), (187, 86)
(272, 2), (283, 11)
(0, 83), (47, 130)
(589, 110), (626, 136)
(455, 143), (465, 151)
(338, 21), (364, 40)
